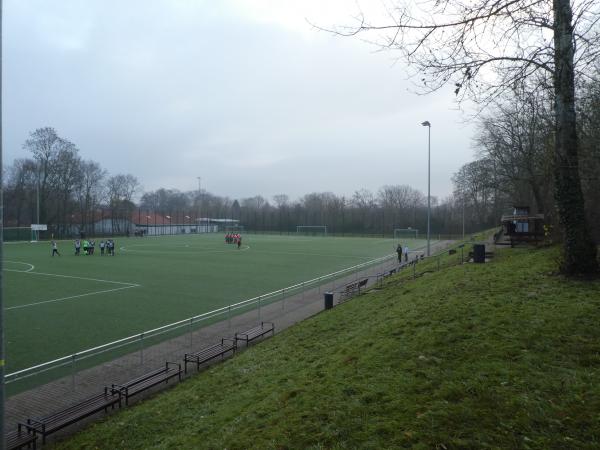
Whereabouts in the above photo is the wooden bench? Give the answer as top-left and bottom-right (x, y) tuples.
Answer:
(341, 278), (369, 300)
(111, 362), (181, 405)
(22, 388), (120, 443)
(6, 424), (38, 450)
(235, 322), (275, 347)
(184, 338), (237, 373)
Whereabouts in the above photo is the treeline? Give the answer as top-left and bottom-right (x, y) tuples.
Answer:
(5, 127), (139, 236)
(6, 80), (600, 240)
(452, 76), (600, 243)
(140, 186), (460, 236)
(5, 127), (479, 237)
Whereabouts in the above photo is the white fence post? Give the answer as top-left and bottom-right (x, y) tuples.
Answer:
(71, 354), (76, 389)
(139, 333), (144, 365)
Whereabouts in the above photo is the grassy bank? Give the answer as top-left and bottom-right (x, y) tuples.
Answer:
(56, 246), (600, 449)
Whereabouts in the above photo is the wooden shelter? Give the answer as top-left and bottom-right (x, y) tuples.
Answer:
(499, 206), (545, 246)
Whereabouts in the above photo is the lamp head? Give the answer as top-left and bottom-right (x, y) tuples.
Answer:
(421, 121), (431, 127)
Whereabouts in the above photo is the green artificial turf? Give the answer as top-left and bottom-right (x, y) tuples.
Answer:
(54, 245), (600, 449)
(5, 234), (423, 373)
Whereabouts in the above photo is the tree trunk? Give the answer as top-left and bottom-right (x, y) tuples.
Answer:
(553, 0), (598, 275)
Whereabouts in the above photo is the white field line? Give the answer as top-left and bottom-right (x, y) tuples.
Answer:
(5, 270), (140, 286)
(4, 268), (141, 310)
(5, 261), (35, 272)
(6, 285), (139, 311)
(119, 244), (251, 254)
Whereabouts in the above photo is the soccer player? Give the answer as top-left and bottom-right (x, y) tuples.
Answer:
(100, 240), (105, 255)
(237, 235), (242, 249)
(51, 240), (60, 257)
(74, 239), (81, 256)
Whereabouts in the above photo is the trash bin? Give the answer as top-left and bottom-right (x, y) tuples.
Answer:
(324, 292), (334, 310)
(473, 244), (485, 263)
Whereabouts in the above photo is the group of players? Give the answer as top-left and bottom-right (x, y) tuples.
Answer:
(225, 233), (242, 249)
(74, 239), (116, 256)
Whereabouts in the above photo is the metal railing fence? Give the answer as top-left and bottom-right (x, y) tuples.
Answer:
(5, 251), (399, 393)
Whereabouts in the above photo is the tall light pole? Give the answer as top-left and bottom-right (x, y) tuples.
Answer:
(462, 191), (465, 241)
(197, 177), (202, 233)
(421, 121), (431, 256)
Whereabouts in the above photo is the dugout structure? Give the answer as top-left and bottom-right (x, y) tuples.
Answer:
(296, 226), (327, 236)
(394, 228), (419, 239)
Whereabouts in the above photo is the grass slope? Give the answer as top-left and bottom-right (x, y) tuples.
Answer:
(56, 246), (600, 449)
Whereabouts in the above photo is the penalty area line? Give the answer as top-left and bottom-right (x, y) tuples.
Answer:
(5, 270), (140, 286)
(6, 285), (140, 311)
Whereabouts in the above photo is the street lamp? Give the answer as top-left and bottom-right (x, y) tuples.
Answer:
(421, 120), (431, 257)
(461, 191), (465, 241)
(198, 177), (202, 233)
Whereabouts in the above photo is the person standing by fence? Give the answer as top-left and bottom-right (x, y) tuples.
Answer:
(403, 245), (409, 262)
(397, 244), (403, 263)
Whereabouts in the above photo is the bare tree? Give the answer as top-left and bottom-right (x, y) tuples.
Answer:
(475, 85), (554, 214)
(75, 160), (107, 235)
(23, 127), (73, 224)
(106, 174), (140, 233)
(5, 158), (38, 226)
(326, 0), (599, 274)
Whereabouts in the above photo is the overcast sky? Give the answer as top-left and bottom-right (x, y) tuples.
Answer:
(4, 0), (476, 202)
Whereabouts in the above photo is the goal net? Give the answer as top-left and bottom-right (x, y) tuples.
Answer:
(296, 226), (327, 236)
(394, 228), (419, 239)
(5, 227), (35, 242)
(224, 225), (245, 233)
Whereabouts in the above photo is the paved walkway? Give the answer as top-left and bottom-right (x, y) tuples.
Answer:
(5, 240), (455, 444)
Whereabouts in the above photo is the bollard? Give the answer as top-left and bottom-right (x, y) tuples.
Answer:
(324, 292), (334, 310)
(473, 244), (485, 263)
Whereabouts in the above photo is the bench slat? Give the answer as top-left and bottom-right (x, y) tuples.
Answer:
(235, 322), (274, 346)
(25, 390), (120, 443)
(111, 362), (182, 405)
(6, 426), (37, 450)
(184, 339), (236, 373)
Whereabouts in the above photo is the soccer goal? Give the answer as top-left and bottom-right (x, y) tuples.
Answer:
(224, 225), (245, 233)
(4, 226), (46, 242)
(394, 228), (419, 239)
(296, 226), (327, 236)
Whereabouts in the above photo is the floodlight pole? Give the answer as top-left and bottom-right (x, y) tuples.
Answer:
(197, 177), (202, 233)
(421, 121), (431, 257)
(36, 165), (40, 240)
(462, 191), (465, 241)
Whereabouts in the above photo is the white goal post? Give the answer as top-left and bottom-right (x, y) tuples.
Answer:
(394, 228), (419, 239)
(296, 225), (328, 236)
(4, 226), (46, 242)
(224, 225), (245, 233)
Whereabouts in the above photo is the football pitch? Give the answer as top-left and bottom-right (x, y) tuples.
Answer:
(4, 233), (426, 373)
